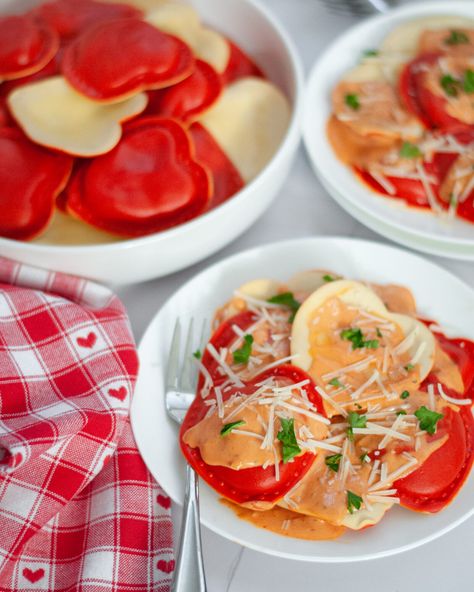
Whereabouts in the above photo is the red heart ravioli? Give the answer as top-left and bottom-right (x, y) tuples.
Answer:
(32, 0), (142, 41)
(65, 117), (212, 236)
(0, 128), (73, 240)
(146, 60), (222, 123)
(0, 15), (59, 80)
(62, 18), (194, 102)
(190, 122), (244, 208)
(221, 40), (264, 86)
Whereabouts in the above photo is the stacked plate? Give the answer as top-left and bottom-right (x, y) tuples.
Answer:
(304, 1), (474, 261)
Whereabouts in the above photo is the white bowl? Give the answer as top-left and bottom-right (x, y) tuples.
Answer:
(0, 0), (303, 284)
(303, 1), (474, 260)
(131, 236), (474, 562)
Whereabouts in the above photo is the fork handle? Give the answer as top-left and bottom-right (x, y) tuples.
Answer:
(171, 465), (207, 592)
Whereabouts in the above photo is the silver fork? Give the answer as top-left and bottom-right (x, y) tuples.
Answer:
(165, 319), (207, 592)
(320, 0), (395, 16)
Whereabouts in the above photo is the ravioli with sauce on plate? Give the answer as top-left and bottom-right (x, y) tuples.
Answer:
(327, 16), (474, 226)
(179, 270), (474, 540)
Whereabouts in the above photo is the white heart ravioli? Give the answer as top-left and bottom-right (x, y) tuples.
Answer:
(199, 77), (291, 183)
(8, 76), (147, 157)
(146, 2), (230, 73)
(291, 280), (435, 414)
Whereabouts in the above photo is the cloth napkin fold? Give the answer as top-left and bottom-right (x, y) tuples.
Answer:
(0, 258), (173, 591)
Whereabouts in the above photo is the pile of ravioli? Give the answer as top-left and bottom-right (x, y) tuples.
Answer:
(0, 0), (290, 243)
(180, 271), (474, 538)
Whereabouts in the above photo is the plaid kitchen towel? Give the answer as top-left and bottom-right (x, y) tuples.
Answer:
(0, 258), (173, 591)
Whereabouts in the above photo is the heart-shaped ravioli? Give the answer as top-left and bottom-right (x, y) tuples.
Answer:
(0, 128), (73, 240)
(146, 59), (222, 123)
(199, 77), (291, 183)
(146, 3), (230, 73)
(0, 15), (59, 81)
(8, 76), (148, 157)
(291, 280), (435, 416)
(222, 40), (264, 86)
(65, 117), (212, 236)
(32, 0), (143, 40)
(190, 122), (244, 208)
(61, 17), (194, 102)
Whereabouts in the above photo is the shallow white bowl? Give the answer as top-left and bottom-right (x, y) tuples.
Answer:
(131, 236), (474, 562)
(304, 1), (474, 260)
(0, 0), (303, 284)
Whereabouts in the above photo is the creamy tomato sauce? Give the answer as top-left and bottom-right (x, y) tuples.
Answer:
(221, 498), (345, 540)
(327, 20), (474, 224)
(181, 271), (474, 540)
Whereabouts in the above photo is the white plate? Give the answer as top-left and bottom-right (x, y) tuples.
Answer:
(320, 174), (474, 261)
(303, 1), (474, 259)
(131, 237), (474, 562)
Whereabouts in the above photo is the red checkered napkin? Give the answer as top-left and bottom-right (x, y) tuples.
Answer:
(0, 258), (174, 591)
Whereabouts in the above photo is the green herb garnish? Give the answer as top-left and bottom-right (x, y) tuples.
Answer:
(233, 334), (254, 365)
(267, 292), (301, 323)
(405, 363), (414, 371)
(463, 69), (474, 94)
(415, 406), (443, 435)
(345, 93), (360, 110)
(193, 349), (202, 360)
(277, 418), (301, 463)
(329, 377), (343, 388)
(347, 411), (367, 440)
(440, 74), (460, 97)
(323, 274), (336, 282)
(347, 490), (363, 514)
(444, 30), (469, 46)
(220, 420), (246, 436)
(400, 141), (422, 159)
(340, 328), (379, 350)
(400, 390), (410, 400)
(363, 49), (379, 57)
(397, 410), (407, 416)
(360, 453), (370, 463)
(325, 453), (342, 472)
(376, 328), (383, 338)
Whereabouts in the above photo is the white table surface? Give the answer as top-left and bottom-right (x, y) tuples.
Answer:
(117, 1), (474, 589)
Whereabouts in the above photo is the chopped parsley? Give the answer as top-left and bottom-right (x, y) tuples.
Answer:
(267, 292), (300, 323)
(347, 490), (363, 514)
(444, 30), (469, 46)
(397, 410), (407, 416)
(405, 363), (414, 371)
(340, 327), (379, 350)
(325, 453), (342, 472)
(415, 406), (443, 435)
(400, 141), (422, 159)
(440, 74), (460, 97)
(363, 49), (379, 57)
(323, 274), (336, 282)
(220, 420), (245, 436)
(233, 334), (254, 365)
(450, 193), (458, 207)
(360, 453), (370, 463)
(277, 418), (301, 463)
(347, 411), (367, 440)
(376, 328), (383, 338)
(400, 390), (410, 400)
(329, 377), (343, 388)
(345, 93), (360, 110)
(463, 69), (474, 94)
(193, 349), (202, 360)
